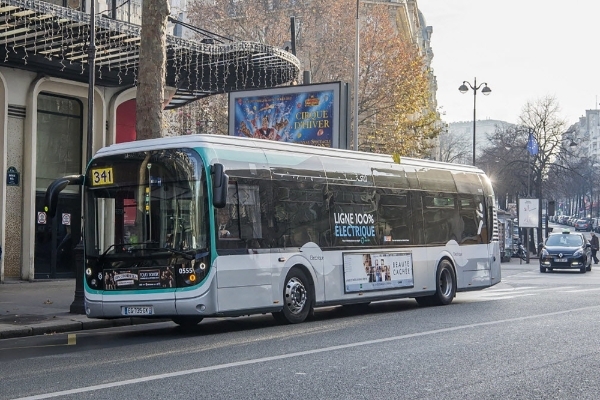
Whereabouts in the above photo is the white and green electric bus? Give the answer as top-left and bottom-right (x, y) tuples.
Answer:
(44, 135), (501, 327)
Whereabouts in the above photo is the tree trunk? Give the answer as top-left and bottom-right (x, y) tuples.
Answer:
(136, 0), (170, 141)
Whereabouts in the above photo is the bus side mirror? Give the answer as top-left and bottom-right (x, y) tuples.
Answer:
(44, 174), (84, 218)
(211, 163), (228, 209)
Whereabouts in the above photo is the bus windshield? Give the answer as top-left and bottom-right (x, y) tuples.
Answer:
(84, 148), (208, 258)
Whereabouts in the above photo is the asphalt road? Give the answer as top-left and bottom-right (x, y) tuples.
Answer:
(3, 234), (600, 399)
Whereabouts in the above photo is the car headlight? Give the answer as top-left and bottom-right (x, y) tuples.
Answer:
(573, 249), (583, 257)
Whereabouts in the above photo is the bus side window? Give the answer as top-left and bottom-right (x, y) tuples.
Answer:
(459, 196), (482, 244)
(422, 193), (457, 244)
(273, 180), (327, 248)
(216, 181), (244, 251)
(376, 190), (412, 245)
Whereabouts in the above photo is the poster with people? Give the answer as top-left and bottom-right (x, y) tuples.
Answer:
(342, 252), (414, 293)
(229, 82), (344, 148)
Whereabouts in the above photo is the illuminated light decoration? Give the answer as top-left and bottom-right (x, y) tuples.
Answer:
(189, 274), (196, 282)
(0, 0), (300, 110)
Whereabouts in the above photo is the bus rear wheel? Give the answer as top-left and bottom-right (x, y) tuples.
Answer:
(172, 316), (204, 328)
(272, 268), (313, 324)
(415, 259), (456, 307)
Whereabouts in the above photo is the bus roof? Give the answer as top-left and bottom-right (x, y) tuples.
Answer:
(94, 134), (484, 174)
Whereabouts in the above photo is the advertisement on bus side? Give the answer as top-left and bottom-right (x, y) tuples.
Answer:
(342, 252), (414, 293)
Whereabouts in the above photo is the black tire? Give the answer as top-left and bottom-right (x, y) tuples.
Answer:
(415, 259), (456, 307)
(172, 316), (203, 328)
(272, 267), (313, 324)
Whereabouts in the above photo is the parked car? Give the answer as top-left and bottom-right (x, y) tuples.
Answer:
(575, 218), (593, 232)
(539, 230), (592, 273)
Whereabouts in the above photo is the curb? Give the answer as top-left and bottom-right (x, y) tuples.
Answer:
(0, 317), (170, 339)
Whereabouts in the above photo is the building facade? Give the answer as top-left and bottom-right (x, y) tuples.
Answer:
(0, 0), (300, 282)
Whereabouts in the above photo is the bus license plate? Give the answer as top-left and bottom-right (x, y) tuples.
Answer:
(122, 306), (153, 316)
(554, 258), (567, 263)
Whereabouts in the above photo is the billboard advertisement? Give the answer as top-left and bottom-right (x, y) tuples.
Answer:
(518, 198), (539, 228)
(228, 82), (348, 148)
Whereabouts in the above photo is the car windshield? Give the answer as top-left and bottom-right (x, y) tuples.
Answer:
(576, 219), (588, 224)
(546, 234), (583, 247)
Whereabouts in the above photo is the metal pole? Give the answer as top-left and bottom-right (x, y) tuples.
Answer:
(290, 17), (296, 56)
(472, 77), (477, 166)
(71, 0), (95, 314)
(353, 0), (359, 151)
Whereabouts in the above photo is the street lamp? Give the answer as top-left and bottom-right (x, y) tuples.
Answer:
(459, 78), (491, 165)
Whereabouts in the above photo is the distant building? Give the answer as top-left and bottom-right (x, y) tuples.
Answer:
(575, 109), (600, 159)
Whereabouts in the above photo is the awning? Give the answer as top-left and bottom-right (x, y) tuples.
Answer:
(0, 0), (301, 109)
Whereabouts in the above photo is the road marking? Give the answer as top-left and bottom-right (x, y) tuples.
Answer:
(484, 286), (538, 292)
(561, 288), (600, 293)
(481, 294), (537, 300)
(14, 304), (600, 400)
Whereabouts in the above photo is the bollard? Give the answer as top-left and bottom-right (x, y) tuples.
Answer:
(69, 239), (85, 314)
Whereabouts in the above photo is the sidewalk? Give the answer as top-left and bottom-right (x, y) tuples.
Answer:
(0, 279), (167, 339)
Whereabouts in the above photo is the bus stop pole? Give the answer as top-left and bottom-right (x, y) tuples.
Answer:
(526, 227), (530, 264)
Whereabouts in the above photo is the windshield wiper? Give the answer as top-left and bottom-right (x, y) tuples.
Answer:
(94, 243), (126, 262)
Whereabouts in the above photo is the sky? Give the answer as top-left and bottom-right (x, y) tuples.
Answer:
(417, 1), (600, 126)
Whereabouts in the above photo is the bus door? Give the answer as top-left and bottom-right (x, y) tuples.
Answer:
(457, 194), (492, 288)
(215, 180), (273, 311)
(478, 174), (501, 285)
(34, 192), (81, 279)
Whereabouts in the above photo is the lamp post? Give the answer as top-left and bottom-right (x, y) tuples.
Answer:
(459, 78), (491, 165)
(353, 0), (360, 151)
(71, 0), (96, 314)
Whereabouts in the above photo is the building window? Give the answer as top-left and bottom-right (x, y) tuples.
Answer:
(36, 93), (83, 192)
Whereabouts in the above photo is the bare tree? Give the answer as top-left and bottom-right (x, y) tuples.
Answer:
(136, 0), (170, 140)
(439, 126), (472, 163)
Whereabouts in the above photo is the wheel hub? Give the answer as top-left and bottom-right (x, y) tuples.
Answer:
(285, 277), (307, 314)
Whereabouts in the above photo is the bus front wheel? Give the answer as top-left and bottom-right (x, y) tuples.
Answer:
(415, 260), (456, 307)
(272, 268), (313, 324)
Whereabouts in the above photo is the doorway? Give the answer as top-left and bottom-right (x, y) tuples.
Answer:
(34, 93), (83, 279)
